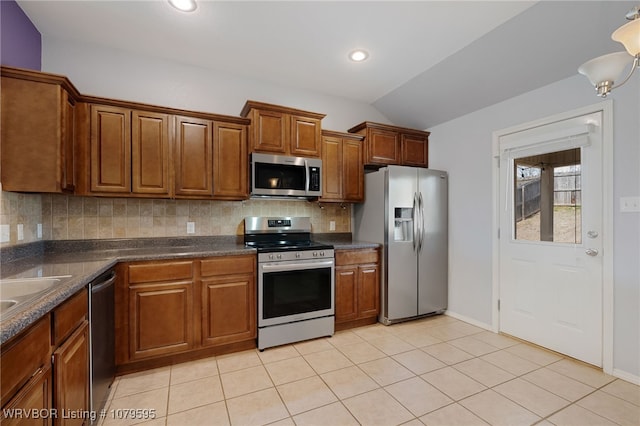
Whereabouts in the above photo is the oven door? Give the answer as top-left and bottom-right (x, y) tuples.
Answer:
(258, 258), (334, 327)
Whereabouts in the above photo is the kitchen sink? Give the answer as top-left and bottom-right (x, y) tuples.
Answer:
(0, 276), (72, 299)
(0, 275), (72, 315)
(0, 300), (18, 311)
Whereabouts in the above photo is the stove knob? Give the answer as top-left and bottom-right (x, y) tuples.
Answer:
(269, 254), (274, 260)
(313, 251), (318, 257)
(296, 252), (301, 258)
(320, 251), (325, 257)
(277, 254), (282, 260)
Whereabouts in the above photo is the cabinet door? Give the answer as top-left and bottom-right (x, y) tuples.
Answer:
(1, 316), (51, 408)
(90, 105), (131, 193)
(1, 365), (52, 426)
(201, 274), (256, 346)
(335, 266), (358, 323)
(290, 115), (321, 157)
(53, 321), (89, 426)
(358, 264), (379, 319)
(1, 77), (72, 193)
(401, 133), (428, 167)
(366, 128), (399, 165)
(251, 109), (287, 153)
(132, 111), (171, 195)
(129, 281), (195, 360)
(213, 122), (248, 199)
(342, 138), (364, 202)
(174, 116), (213, 197)
(62, 93), (76, 192)
(320, 136), (343, 201)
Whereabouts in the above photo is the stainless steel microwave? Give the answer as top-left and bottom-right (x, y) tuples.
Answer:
(251, 153), (322, 198)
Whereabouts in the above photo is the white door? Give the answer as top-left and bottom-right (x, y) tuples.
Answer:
(498, 111), (603, 366)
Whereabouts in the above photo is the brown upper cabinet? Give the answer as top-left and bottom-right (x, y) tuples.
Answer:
(1, 66), (80, 193)
(320, 130), (365, 203)
(80, 103), (172, 197)
(213, 122), (248, 200)
(174, 115), (213, 198)
(74, 98), (248, 200)
(348, 121), (429, 168)
(1, 66), (250, 199)
(241, 100), (325, 158)
(133, 111), (172, 195)
(174, 117), (249, 200)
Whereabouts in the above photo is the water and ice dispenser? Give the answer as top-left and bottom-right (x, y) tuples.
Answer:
(394, 207), (413, 241)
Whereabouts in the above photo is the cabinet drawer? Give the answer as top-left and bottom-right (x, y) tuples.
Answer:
(201, 255), (255, 277)
(1, 316), (51, 407)
(0, 364), (52, 426)
(52, 288), (88, 346)
(335, 249), (379, 266)
(128, 261), (193, 284)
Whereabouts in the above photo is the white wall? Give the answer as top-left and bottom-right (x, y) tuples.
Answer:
(428, 73), (639, 380)
(41, 36), (639, 379)
(41, 38), (391, 132)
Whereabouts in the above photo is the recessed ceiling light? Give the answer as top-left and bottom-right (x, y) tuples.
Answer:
(168, 0), (197, 12)
(349, 49), (369, 62)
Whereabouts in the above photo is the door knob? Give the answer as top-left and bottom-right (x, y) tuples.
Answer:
(587, 231), (599, 239)
(585, 248), (599, 256)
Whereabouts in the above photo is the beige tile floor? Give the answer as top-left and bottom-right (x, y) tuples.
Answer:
(99, 315), (640, 426)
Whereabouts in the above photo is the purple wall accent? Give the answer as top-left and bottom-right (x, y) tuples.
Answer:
(1, 0), (41, 70)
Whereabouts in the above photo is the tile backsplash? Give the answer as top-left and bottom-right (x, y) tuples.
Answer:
(0, 191), (351, 246)
(0, 191), (42, 245)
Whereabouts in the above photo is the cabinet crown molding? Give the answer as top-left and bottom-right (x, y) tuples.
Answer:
(240, 100), (326, 120)
(348, 121), (430, 137)
(321, 129), (364, 141)
(1, 65), (81, 99)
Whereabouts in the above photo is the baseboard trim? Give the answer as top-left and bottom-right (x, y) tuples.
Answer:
(612, 368), (640, 385)
(444, 310), (492, 331)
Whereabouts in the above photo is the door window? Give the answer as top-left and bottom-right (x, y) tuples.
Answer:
(514, 148), (581, 244)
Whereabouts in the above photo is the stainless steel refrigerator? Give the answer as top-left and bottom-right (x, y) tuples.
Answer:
(354, 166), (448, 324)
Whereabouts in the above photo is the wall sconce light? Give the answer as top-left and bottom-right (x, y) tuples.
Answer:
(578, 6), (640, 97)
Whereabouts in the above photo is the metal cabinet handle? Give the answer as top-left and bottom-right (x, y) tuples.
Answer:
(585, 248), (599, 257)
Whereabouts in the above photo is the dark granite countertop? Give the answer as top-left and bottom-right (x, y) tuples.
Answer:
(0, 234), (379, 344)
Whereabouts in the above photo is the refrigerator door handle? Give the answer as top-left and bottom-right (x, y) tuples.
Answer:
(412, 192), (419, 251)
(418, 192), (424, 251)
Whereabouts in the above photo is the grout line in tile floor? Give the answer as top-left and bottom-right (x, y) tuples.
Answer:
(99, 315), (639, 426)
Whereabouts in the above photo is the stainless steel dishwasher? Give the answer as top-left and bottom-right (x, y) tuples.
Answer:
(89, 269), (116, 420)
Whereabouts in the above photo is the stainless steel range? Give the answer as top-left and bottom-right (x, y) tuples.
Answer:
(244, 217), (335, 351)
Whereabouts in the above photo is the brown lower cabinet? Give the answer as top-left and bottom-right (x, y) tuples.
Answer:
(116, 254), (257, 372)
(125, 260), (196, 361)
(1, 316), (52, 425)
(201, 256), (256, 347)
(0, 288), (89, 426)
(52, 322), (89, 426)
(335, 248), (380, 331)
(1, 365), (52, 426)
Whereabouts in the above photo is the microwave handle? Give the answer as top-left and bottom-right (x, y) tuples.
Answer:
(304, 159), (310, 193)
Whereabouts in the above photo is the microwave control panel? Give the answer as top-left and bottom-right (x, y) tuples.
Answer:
(309, 166), (320, 191)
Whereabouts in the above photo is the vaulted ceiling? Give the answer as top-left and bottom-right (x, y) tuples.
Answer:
(17, 1), (637, 128)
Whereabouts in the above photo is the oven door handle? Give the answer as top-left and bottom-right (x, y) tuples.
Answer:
(261, 260), (334, 271)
